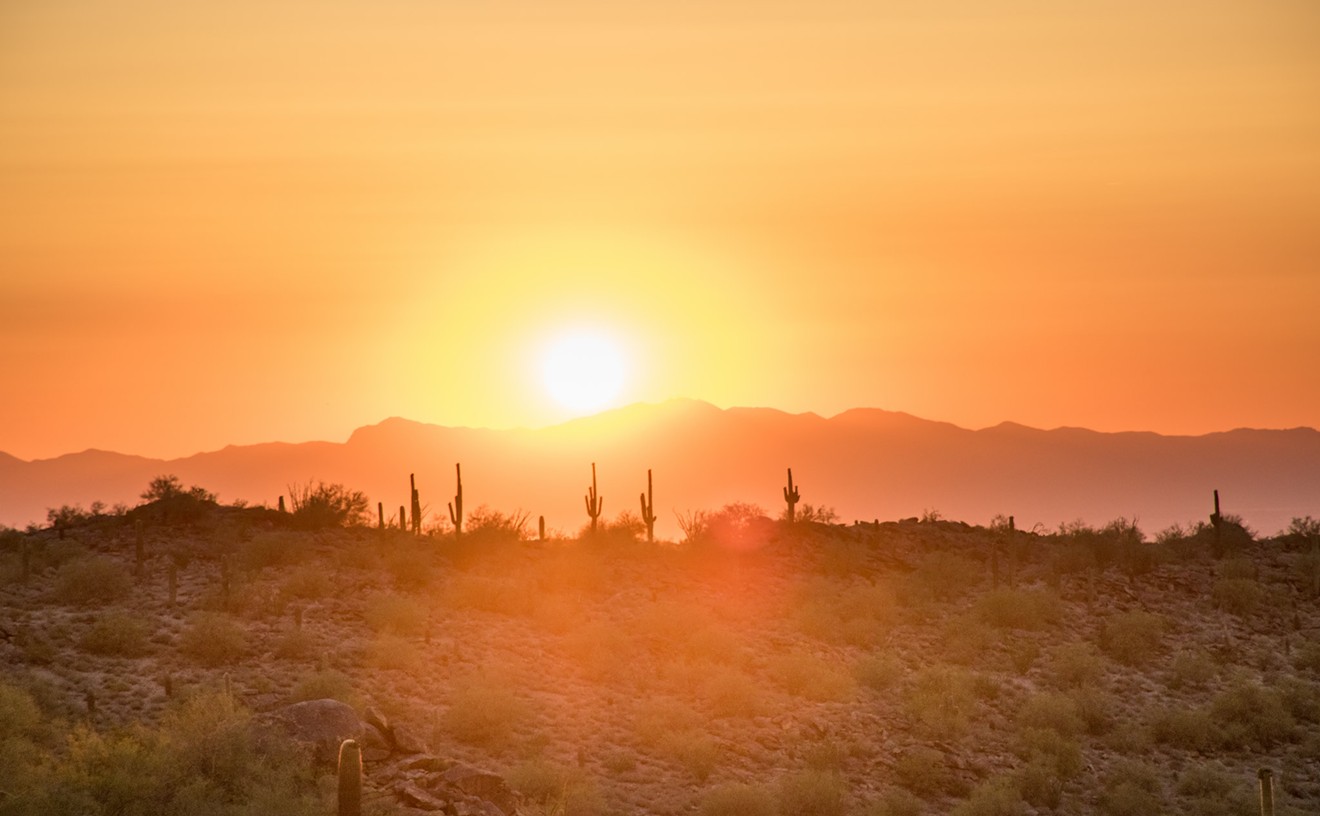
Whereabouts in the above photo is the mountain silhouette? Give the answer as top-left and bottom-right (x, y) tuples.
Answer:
(2, 399), (1317, 537)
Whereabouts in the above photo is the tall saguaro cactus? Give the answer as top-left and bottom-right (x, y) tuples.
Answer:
(410, 473), (421, 536)
(1211, 489), (1224, 557)
(585, 462), (603, 534)
(448, 463), (464, 540)
(337, 739), (362, 816)
(783, 468), (800, 524)
(640, 469), (656, 544)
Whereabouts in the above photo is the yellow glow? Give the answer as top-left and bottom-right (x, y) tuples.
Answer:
(540, 329), (627, 414)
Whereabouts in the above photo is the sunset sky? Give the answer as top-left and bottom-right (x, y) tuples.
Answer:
(3, 0), (1318, 461)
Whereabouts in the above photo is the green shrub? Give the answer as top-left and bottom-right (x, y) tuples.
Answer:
(506, 759), (606, 816)
(1098, 760), (1165, 815)
(1210, 683), (1295, 750)
(236, 531), (309, 571)
(365, 634), (422, 672)
(364, 593), (427, 635)
(1069, 686), (1116, 735)
(80, 613), (150, 657)
(906, 666), (976, 739)
(855, 654), (904, 691)
(975, 588), (1061, 630)
(911, 551), (981, 602)
(698, 783), (776, 816)
(53, 557), (131, 606)
(659, 731), (720, 781)
(442, 680), (526, 747)
(1014, 728), (1083, 779)
(778, 770), (847, 816)
(796, 578), (896, 646)
(1099, 610), (1164, 666)
(951, 776), (1026, 816)
(1016, 692), (1083, 736)
(288, 669), (357, 706)
(1047, 642), (1106, 688)
(179, 613), (247, 667)
(287, 481), (369, 529)
(1212, 578), (1265, 616)
(1176, 762), (1256, 815)
(1150, 706), (1219, 751)
(279, 565), (332, 600)
(1167, 649), (1218, 690)
(769, 652), (855, 702)
(1017, 759), (1064, 809)
(894, 745), (960, 796)
(274, 628), (317, 660)
(701, 668), (765, 719)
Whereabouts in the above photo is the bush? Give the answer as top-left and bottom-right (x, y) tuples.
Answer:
(862, 789), (925, 816)
(364, 594), (427, 635)
(701, 668), (766, 719)
(80, 613), (150, 657)
(769, 652), (855, 702)
(906, 666), (977, 739)
(698, 783), (776, 816)
(1210, 683), (1295, 750)
(443, 680), (526, 747)
(1099, 610), (1164, 666)
(1212, 578), (1265, 616)
(951, 776), (1026, 816)
(796, 578), (896, 647)
(1047, 642), (1106, 688)
(53, 557), (131, 606)
(1099, 760), (1165, 815)
(855, 654), (904, 692)
(1150, 706), (1219, 751)
(286, 481), (369, 529)
(1015, 728), (1083, 779)
(975, 588), (1061, 630)
(1016, 692), (1083, 736)
(506, 759), (606, 816)
(778, 770), (847, 816)
(911, 551), (980, 602)
(1167, 650), (1217, 690)
(288, 669), (357, 706)
(179, 613), (247, 666)
(659, 731), (720, 781)
(894, 745), (959, 796)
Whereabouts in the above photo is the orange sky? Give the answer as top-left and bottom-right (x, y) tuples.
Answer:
(2, 0), (1318, 461)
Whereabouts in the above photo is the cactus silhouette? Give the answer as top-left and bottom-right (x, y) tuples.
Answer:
(585, 463), (603, 534)
(640, 469), (656, 544)
(783, 468), (800, 524)
(448, 463), (464, 540)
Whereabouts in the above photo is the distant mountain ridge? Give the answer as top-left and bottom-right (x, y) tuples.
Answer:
(2, 399), (1317, 537)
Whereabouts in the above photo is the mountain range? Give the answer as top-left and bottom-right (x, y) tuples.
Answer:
(2, 399), (1317, 538)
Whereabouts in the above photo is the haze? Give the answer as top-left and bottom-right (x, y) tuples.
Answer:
(3, 0), (1318, 461)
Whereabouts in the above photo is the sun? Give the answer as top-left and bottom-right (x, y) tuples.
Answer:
(540, 330), (627, 414)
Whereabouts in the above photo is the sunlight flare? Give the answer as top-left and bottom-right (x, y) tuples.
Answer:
(540, 329), (627, 414)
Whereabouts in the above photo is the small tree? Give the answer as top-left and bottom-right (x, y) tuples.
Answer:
(287, 481), (369, 529)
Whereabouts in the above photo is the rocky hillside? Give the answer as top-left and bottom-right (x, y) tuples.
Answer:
(1, 497), (1318, 815)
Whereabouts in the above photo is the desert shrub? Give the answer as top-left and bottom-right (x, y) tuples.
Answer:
(1016, 692), (1083, 736)
(384, 546), (434, 591)
(906, 666), (977, 739)
(1212, 578), (1265, 616)
(1277, 677), (1320, 724)
(1167, 650), (1217, 690)
(279, 565), (332, 600)
(236, 531), (308, 571)
(506, 759), (606, 816)
(273, 628), (317, 660)
(940, 616), (996, 666)
(1014, 728), (1083, 779)
(862, 789), (925, 816)
(1069, 686), (1116, 735)
(855, 654), (904, 692)
(910, 551), (980, 602)
(680, 502), (773, 550)
(951, 776), (1026, 816)
(894, 746), (960, 796)
(1295, 640), (1320, 673)
(1016, 759), (1064, 809)
(1099, 610), (1164, 666)
(631, 699), (703, 750)
(1210, 683), (1295, 750)
(796, 578), (896, 646)
(366, 634), (422, 672)
(701, 667), (765, 718)
(659, 731), (720, 781)
(1218, 557), (1258, 580)
(287, 481), (368, 529)
(1007, 639), (1040, 674)
(179, 612), (247, 666)
(465, 505), (532, 544)
(698, 783), (776, 816)
(1150, 706), (1220, 751)
(563, 622), (633, 682)
(769, 652), (855, 702)
(1176, 763), (1256, 816)
(778, 770), (847, 816)
(975, 588), (1061, 630)
(444, 575), (534, 617)
(0, 680), (43, 742)
(53, 557), (131, 606)
(443, 680), (526, 747)
(364, 593), (427, 635)
(288, 669), (357, 706)
(80, 613), (150, 657)
(1098, 760), (1165, 815)
(1047, 642), (1106, 688)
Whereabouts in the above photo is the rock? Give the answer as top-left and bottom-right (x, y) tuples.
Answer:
(397, 781), (449, 810)
(361, 723), (393, 763)
(391, 723), (432, 755)
(261, 699), (364, 764)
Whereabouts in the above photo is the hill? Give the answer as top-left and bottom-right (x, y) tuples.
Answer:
(0, 502), (1317, 814)
(2, 400), (1318, 538)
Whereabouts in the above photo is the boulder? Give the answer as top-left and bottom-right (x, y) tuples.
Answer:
(261, 699), (364, 764)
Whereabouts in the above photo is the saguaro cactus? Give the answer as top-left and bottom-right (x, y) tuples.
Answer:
(538, 515), (546, 542)
(277, 495), (285, 513)
(399, 505), (406, 531)
(377, 502), (384, 531)
(783, 468), (800, 524)
(1211, 489), (1224, 557)
(640, 469), (656, 544)
(338, 739), (363, 816)
(1258, 768), (1274, 816)
(448, 463), (464, 540)
(585, 463), (603, 534)
(410, 473), (421, 535)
